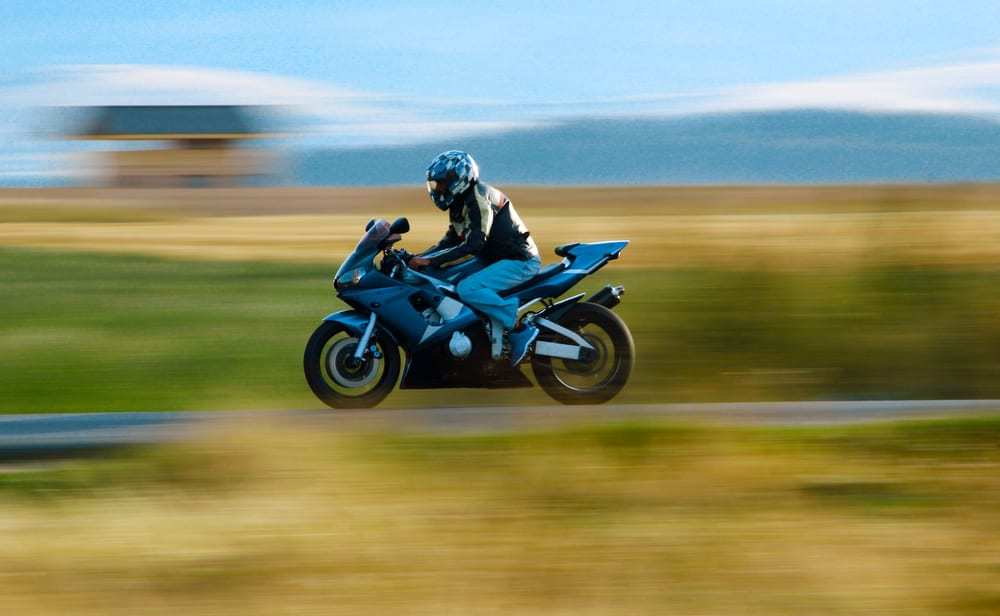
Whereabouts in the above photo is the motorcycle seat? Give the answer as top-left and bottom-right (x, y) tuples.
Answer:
(499, 262), (566, 297)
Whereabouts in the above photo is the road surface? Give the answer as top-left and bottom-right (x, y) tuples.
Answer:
(1, 400), (999, 460)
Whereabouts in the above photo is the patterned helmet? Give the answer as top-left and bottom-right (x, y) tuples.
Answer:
(425, 150), (479, 211)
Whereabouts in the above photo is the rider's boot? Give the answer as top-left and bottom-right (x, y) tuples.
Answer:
(507, 324), (539, 366)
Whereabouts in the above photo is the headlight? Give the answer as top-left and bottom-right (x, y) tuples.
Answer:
(334, 267), (365, 290)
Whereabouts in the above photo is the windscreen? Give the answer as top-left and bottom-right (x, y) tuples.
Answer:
(356, 219), (390, 254)
(335, 219), (390, 279)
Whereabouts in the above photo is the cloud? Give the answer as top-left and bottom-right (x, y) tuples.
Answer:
(699, 58), (1000, 115)
(5, 57), (1000, 182)
(12, 57), (1000, 142)
(0, 64), (544, 179)
(0, 64), (383, 120)
(506, 56), (1000, 119)
(0, 64), (545, 145)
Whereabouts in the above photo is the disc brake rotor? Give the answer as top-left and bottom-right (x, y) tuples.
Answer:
(327, 337), (380, 388)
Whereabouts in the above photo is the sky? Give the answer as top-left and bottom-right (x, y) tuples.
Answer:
(2, 1), (1000, 178)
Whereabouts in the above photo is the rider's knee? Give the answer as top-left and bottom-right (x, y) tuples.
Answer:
(456, 278), (477, 300)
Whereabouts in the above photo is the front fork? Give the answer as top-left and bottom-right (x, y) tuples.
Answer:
(353, 313), (382, 361)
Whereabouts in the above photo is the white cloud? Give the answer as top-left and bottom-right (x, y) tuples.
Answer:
(698, 58), (1000, 115)
(5, 57), (1000, 182)
(0, 64), (384, 120)
(12, 57), (1000, 141)
(512, 56), (1000, 119)
(0, 64), (546, 144)
(0, 64), (545, 179)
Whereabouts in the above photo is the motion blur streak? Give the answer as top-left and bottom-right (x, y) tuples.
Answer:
(7, 185), (1000, 410)
(1, 418), (998, 615)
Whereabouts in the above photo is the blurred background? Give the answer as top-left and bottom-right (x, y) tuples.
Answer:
(3, 1), (1000, 614)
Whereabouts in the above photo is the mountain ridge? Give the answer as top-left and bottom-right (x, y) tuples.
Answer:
(293, 110), (1000, 185)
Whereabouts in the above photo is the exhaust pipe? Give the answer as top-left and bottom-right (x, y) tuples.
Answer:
(588, 284), (624, 309)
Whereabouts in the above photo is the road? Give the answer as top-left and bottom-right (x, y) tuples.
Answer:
(1, 400), (999, 460)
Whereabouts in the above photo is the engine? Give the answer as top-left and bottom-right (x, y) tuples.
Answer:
(448, 331), (472, 359)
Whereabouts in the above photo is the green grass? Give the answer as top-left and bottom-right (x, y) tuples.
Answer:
(6, 247), (1000, 412)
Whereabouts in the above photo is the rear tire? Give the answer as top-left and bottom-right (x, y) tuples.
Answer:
(304, 321), (400, 409)
(532, 302), (634, 405)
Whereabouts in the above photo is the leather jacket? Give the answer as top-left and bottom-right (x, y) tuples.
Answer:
(424, 182), (539, 267)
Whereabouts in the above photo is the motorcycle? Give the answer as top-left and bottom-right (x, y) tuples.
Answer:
(304, 216), (635, 408)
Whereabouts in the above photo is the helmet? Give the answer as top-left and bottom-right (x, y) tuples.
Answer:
(425, 150), (479, 211)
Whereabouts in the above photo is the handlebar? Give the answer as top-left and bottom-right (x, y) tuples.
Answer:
(381, 248), (455, 292)
(380, 248), (414, 278)
(392, 248), (414, 264)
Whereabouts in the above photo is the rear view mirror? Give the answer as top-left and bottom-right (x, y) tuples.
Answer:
(365, 219), (376, 231)
(389, 217), (410, 235)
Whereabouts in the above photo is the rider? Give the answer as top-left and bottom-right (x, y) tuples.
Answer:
(408, 150), (542, 363)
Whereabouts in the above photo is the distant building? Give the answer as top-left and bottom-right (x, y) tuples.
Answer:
(69, 105), (277, 187)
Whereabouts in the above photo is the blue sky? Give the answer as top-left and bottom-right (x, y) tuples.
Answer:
(1, 1), (1000, 177)
(2, 1), (999, 100)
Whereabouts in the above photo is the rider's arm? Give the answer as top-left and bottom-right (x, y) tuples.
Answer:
(426, 194), (494, 268)
(418, 226), (461, 257)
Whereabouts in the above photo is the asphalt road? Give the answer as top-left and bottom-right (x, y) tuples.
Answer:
(2, 400), (999, 460)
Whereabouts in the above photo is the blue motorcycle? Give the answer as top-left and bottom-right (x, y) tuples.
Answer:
(304, 217), (634, 408)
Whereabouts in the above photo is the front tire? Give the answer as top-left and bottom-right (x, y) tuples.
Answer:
(304, 320), (400, 409)
(532, 302), (635, 405)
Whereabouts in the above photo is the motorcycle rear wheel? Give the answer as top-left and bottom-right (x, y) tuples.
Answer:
(532, 302), (635, 405)
(304, 321), (400, 409)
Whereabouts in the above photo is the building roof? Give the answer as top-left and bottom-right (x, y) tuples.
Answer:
(75, 105), (266, 140)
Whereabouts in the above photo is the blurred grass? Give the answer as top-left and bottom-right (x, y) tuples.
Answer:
(1, 417), (999, 614)
(7, 184), (1000, 411)
(0, 203), (177, 223)
(7, 185), (1000, 267)
(6, 247), (1000, 411)
(9, 208), (1000, 268)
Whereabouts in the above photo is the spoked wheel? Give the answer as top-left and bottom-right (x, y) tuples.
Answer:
(532, 302), (635, 405)
(304, 321), (400, 409)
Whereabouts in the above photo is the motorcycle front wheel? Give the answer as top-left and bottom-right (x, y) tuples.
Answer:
(532, 302), (635, 405)
(304, 321), (400, 409)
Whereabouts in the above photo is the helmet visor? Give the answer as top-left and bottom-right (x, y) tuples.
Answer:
(426, 179), (449, 195)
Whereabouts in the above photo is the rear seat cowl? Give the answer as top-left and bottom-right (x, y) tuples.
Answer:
(554, 243), (579, 257)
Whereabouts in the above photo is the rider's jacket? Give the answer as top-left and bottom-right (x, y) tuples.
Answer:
(424, 182), (539, 267)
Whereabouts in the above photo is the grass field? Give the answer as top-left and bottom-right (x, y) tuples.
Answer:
(4, 187), (1000, 614)
(1, 416), (999, 614)
(4, 184), (1000, 411)
(5, 248), (1000, 412)
(5, 184), (1000, 268)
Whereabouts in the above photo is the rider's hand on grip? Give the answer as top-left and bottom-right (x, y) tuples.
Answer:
(408, 255), (431, 269)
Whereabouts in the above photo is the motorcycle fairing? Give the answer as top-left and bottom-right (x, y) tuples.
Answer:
(422, 240), (630, 306)
(338, 269), (482, 351)
(321, 309), (370, 336)
(328, 239), (629, 390)
(321, 306), (529, 389)
(400, 327), (533, 390)
(502, 240), (629, 305)
(321, 309), (405, 348)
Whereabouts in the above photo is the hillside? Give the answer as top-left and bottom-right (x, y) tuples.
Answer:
(295, 110), (1000, 185)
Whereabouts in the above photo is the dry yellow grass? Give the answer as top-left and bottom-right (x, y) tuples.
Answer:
(4, 183), (1000, 216)
(4, 184), (1000, 268)
(1, 419), (999, 615)
(5, 209), (1000, 269)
